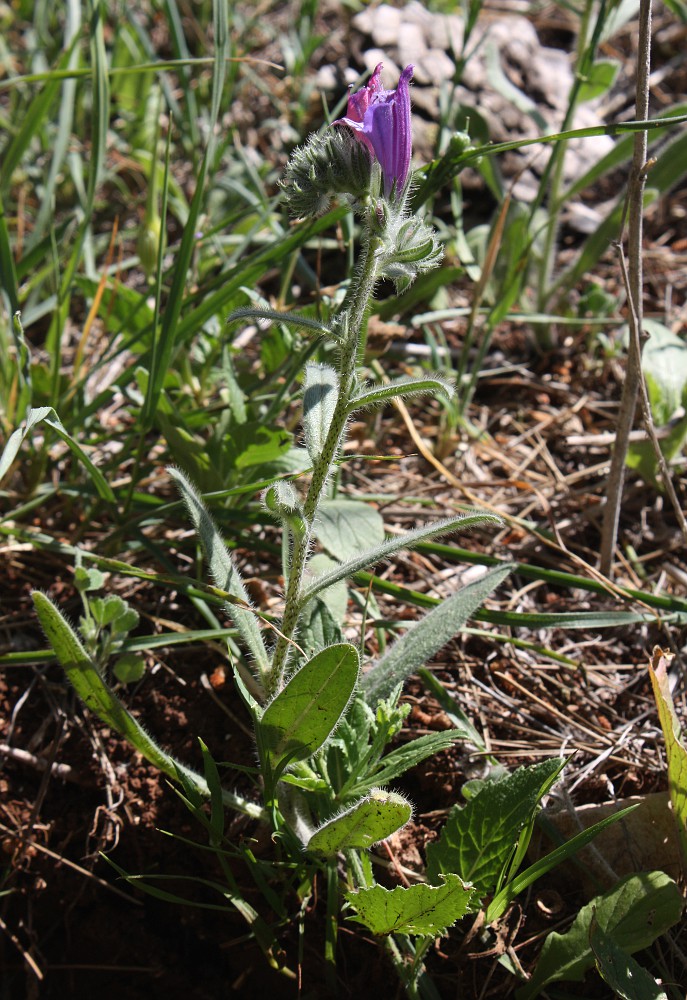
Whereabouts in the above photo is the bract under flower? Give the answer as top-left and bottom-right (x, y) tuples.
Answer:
(334, 63), (413, 200)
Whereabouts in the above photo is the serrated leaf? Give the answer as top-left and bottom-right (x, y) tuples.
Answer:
(303, 362), (340, 462)
(590, 916), (669, 1000)
(168, 467), (270, 680)
(307, 789), (412, 856)
(346, 874), (475, 936)
(516, 872), (684, 1000)
(648, 647), (687, 865)
(315, 499), (385, 560)
(427, 759), (563, 895)
(300, 514), (504, 612)
(363, 563), (512, 705)
(348, 375), (454, 413)
(260, 643), (359, 768)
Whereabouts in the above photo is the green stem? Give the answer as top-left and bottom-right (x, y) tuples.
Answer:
(269, 226), (383, 690)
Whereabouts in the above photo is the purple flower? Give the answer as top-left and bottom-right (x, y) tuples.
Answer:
(334, 63), (413, 200)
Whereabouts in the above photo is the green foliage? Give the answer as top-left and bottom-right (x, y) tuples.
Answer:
(590, 917), (670, 1000)
(649, 648), (687, 868)
(259, 643), (360, 772)
(626, 319), (687, 485)
(346, 874), (475, 936)
(9, 2), (687, 994)
(426, 759), (564, 896)
(517, 872), (684, 999)
(307, 789), (413, 855)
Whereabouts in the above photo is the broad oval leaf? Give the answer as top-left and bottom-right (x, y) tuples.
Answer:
(307, 789), (412, 856)
(260, 643), (359, 768)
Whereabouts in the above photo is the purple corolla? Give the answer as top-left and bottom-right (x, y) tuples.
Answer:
(334, 63), (413, 200)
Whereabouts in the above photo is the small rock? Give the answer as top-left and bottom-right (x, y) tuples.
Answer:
(398, 21), (428, 69)
(353, 4), (402, 48)
(417, 48), (456, 86)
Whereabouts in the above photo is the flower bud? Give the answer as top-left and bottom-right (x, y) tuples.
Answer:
(279, 129), (372, 219)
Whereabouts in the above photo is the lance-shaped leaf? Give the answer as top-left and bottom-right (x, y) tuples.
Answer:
(226, 306), (336, 341)
(32, 592), (263, 819)
(303, 363), (340, 462)
(0, 406), (115, 500)
(260, 643), (359, 769)
(363, 563), (512, 705)
(299, 514), (504, 611)
(348, 374), (454, 413)
(648, 646), (687, 865)
(307, 788), (412, 856)
(169, 467), (270, 681)
(346, 874), (475, 937)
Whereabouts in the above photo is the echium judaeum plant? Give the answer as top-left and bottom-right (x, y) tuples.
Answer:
(33, 65), (524, 993)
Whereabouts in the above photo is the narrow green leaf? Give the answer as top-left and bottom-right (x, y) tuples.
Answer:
(346, 873), (475, 937)
(649, 647), (687, 866)
(348, 375), (454, 412)
(303, 363), (340, 462)
(363, 563), (512, 705)
(0, 406), (115, 501)
(426, 759), (563, 895)
(301, 515), (504, 611)
(307, 788), (412, 856)
(169, 467), (270, 680)
(516, 872), (684, 1000)
(31, 591), (263, 819)
(590, 916), (669, 1000)
(227, 307), (334, 341)
(260, 643), (359, 768)
(357, 732), (461, 792)
(199, 738), (225, 846)
(487, 804), (640, 925)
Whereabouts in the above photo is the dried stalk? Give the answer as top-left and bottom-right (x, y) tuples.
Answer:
(599, 0), (652, 576)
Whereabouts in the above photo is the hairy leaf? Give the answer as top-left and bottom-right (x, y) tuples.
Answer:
(301, 516), (504, 612)
(363, 563), (512, 705)
(307, 789), (412, 856)
(346, 874), (475, 937)
(32, 592), (262, 819)
(348, 375), (453, 412)
(260, 643), (359, 768)
(303, 363), (340, 462)
(169, 467), (270, 680)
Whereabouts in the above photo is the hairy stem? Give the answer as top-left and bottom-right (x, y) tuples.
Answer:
(269, 226), (383, 689)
